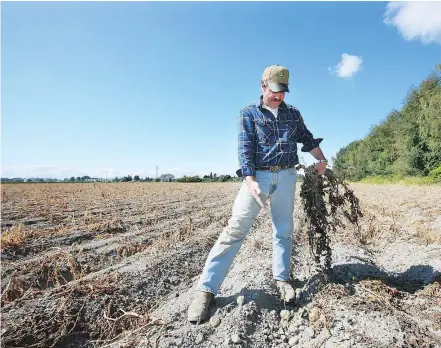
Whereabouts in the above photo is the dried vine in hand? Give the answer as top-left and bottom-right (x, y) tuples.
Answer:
(298, 164), (363, 274)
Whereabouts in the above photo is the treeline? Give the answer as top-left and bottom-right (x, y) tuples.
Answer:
(0, 176), (154, 183)
(0, 173), (242, 183)
(1, 172), (305, 184)
(333, 65), (441, 182)
(177, 174), (241, 182)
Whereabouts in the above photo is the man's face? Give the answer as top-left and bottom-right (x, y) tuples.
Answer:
(262, 83), (286, 109)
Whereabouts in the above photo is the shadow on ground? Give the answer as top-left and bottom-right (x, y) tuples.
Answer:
(207, 262), (440, 319)
(293, 262), (441, 304)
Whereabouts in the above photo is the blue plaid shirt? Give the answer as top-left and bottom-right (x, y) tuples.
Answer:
(238, 97), (323, 177)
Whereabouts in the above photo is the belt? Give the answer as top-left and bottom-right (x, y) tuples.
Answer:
(256, 165), (294, 172)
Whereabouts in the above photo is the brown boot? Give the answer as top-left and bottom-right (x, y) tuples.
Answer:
(276, 280), (296, 303)
(187, 291), (214, 323)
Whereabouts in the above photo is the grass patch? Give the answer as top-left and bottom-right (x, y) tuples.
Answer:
(358, 174), (441, 185)
(1, 224), (30, 249)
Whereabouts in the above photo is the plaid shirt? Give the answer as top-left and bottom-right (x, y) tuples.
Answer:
(238, 97), (322, 177)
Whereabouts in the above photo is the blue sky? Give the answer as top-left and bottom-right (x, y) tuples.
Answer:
(2, 1), (441, 179)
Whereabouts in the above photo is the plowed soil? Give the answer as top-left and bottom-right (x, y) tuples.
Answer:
(1, 182), (440, 348)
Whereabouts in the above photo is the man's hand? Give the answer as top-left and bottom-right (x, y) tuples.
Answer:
(245, 176), (267, 211)
(314, 161), (327, 175)
(309, 147), (327, 175)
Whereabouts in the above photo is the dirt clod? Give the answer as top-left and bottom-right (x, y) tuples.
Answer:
(280, 310), (290, 320)
(231, 333), (241, 343)
(237, 295), (245, 306)
(308, 307), (320, 322)
(210, 315), (221, 328)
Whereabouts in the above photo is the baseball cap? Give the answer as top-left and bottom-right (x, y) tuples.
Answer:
(262, 65), (289, 92)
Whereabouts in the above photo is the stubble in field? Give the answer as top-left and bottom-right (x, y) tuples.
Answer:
(1, 181), (440, 348)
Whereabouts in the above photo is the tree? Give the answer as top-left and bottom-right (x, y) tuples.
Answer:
(134, 175), (140, 181)
(160, 174), (175, 182)
(121, 175), (132, 182)
(218, 175), (232, 182)
(333, 64), (441, 180)
(176, 175), (202, 182)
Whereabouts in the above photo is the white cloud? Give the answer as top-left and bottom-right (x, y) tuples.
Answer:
(384, 2), (441, 45)
(329, 53), (363, 78)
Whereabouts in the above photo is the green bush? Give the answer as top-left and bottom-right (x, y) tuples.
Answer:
(428, 165), (441, 183)
(176, 176), (203, 183)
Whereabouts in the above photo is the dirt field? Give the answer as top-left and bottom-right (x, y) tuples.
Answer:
(1, 182), (441, 348)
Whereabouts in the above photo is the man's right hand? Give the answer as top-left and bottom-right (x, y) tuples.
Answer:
(245, 176), (267, 210)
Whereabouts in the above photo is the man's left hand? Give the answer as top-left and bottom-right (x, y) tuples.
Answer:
(314, 161), (327, 175)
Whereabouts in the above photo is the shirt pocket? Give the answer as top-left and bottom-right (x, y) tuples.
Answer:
(281, 117), (298, 142)
(254, 117), (276, 145)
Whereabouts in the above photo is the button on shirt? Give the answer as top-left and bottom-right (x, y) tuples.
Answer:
(238, 97), (323, 177)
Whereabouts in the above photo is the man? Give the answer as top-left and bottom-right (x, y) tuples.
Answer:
(187, 65), (327, 323)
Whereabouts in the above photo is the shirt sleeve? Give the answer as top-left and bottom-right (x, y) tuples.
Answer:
(293, 108), (323, 152)
(238, 110), (256, 177)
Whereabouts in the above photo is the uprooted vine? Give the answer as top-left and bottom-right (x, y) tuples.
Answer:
(297, 164), (363, 274)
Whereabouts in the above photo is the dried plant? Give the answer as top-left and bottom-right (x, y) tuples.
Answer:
(297, 164), (363, 274)
(1, 223), (27, 249)
(2, 274), (158, 348)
